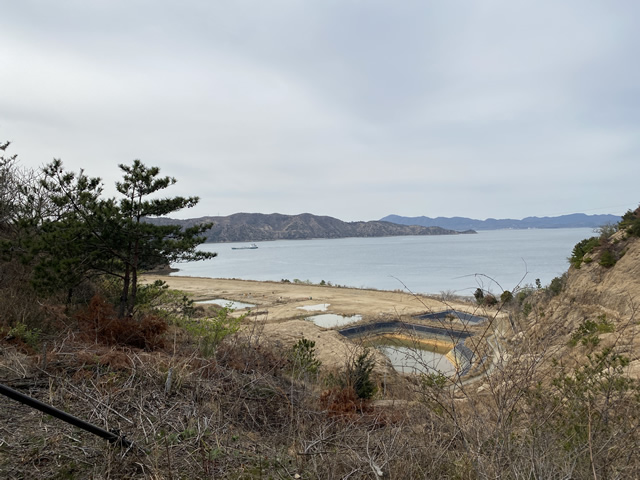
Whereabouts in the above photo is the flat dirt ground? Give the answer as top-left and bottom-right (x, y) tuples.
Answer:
(141, 275), (478, 369)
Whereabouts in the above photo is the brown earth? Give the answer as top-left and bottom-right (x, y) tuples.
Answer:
(142, 275), (476, 321)
(141, 275), (481, 369)
(524, 232), (640, 378)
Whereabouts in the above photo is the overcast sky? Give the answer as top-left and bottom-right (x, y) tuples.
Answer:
(1, 1), (638, 221)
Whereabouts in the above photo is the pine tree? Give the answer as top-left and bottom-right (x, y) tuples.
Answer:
(115, 160), (215, 317)
(31, 159), (215, 315)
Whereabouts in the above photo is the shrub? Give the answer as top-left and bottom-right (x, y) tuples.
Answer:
(484, 294), (498, 306)
(568, 315), (614, 348)
(352, 351), (377, 399)
(76, 295), (168, 350)
(178, 306), (243, 357)
(320, 386), (373, 416)
(619, 206), (640, 237)
(570, 236), (600, 268)
(6, 322), (41, 351)
(547, 274), (566, 297)
(440, 290), (457, 301)
(599, 248), (617, 268)
(114, 315), (166, 350)
(340, 349), (377, 400)
(289, 337), (321, 375)
(103, 316), (166, 350)
(597, 223), (618, 240)
(516, 287), (534, 305)
(500, 291), (513, 304)
(474, 288), (497, 306)
(544, 346), (639, 476)
(473, 288), (484, 304)
(134, 279), (170, 309)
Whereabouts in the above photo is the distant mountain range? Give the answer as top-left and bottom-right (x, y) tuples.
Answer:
(149, 213), (475, 243)
(380, 213), (621, 231)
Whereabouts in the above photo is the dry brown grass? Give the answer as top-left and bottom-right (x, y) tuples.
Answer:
(3, 243), (640, 479)
(75, 295), (168, 351)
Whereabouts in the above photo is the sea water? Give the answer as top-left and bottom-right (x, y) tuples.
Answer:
(170, 228), (595, 296)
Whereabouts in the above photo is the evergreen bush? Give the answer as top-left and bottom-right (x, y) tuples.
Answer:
(599, 249), (617, 268)
(570, 236), (600, 268)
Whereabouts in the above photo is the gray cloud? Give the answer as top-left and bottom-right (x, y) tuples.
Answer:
(1, 0), (638, 221)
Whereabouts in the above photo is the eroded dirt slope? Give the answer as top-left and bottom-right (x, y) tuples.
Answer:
(527, 233), (640, 376)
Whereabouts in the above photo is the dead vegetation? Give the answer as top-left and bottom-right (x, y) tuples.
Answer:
(1, 289), (640, 479)
(3, 234), (640, 478)
(1, 315), (407, 479)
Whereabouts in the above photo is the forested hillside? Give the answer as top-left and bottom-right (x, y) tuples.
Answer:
(149, 212), (474, 242)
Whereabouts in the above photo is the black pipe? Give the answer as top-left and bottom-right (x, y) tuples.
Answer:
(0, 382), (132, 448)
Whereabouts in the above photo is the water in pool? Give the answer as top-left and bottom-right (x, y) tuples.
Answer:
(305, 313), (362, 328)
(365, 335), (456, 375)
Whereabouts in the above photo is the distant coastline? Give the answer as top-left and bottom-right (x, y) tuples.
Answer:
(380, 213), (620, 231)
(147, 212), (476, 243)
(146, 211), (618, 244)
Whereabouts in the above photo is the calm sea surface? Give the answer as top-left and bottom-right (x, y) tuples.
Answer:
(170, 228), (595, 296)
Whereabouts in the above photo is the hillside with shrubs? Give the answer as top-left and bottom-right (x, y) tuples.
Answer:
(2, 140), (640, 479)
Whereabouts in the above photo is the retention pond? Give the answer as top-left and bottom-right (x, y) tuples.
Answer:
(339, 315), (477, 376)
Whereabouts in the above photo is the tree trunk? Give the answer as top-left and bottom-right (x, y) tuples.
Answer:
(118, 263), (130, 319)
(126, 237), (140, 317)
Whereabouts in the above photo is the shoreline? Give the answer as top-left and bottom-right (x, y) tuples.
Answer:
(141, 274), (476, 323)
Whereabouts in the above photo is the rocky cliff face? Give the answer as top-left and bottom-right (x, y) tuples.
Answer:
(149, 212), (474, 243)
(525, 231), (640, 376)
(561, 234), (640, 318)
